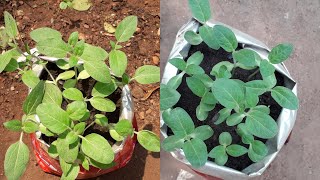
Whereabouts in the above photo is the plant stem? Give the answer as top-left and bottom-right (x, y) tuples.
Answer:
(19, 132), (24, 142)
(247, 69), (260, 81)
(84, 121), (95, 132)
(43, 65), (57, 85)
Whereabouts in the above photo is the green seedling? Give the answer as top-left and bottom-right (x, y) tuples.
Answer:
(1, 12), (160, 180)
(60, 0), (92, 11)
(161, 0), (298, 168)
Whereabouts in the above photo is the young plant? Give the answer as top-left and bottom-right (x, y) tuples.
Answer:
(161, 0), (299, 169)
(1, 12), (160, 180)
(59, 0), (92, 11)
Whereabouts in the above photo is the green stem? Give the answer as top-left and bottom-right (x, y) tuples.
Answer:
(19, 132), (24, 142)
(43, 65), (57, 85)
(247, 69), (260, 81)
(84, 121), (95, 132)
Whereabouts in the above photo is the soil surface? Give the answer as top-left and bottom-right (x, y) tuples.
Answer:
(0, 0), (160, 180)
(169, 42), (284, 171)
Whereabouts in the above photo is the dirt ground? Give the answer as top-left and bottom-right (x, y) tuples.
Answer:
(0, 0), (160, 180)
(161, 0), (320, 180)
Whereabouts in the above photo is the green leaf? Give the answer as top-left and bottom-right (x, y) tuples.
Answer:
(94, 114), (108, 127)
(193, 74), (214, 88)
(66, 131), (79, 144)
(4, 141), (29, 180)
(43, 83), (63, 106)
(90, 97), (116, 112)
(245, 110), (278, 139)
(84, 60), (111, 83)
(184, 31), (202, 45)
(226, 145), (248, 157)
(114, 119), (133, 136)
(199, 25), (220, 50)
(63, 79), (77, 89)
(162, 134), (185, 152)
(23, 81), (45, 115)
(183, 139), (208, 168)
(22, 70), (40, 89)
(69, 55), (78, 67)
(160, 85), (180, 110)
(56, 59), (71, 70)
(236, 123), (254, 144)
(57, 70), (75, 81)
(61, 163), (80, 180)
(259, 60), (275, 78)
(137, 130), (160, 152)
(186, 51), (204, 66)
(48, 141), (58, 158)
(212, 65), (232, 79)
(92, 81), (117, 97)
(110, 129), (124, 142)
(81, 157), (90, 171)
(263, 73), (277, 89)
(89, 158), (115, 169)
(68, 32), (79, 46)
(36, 103), (71, 134)
(4, 58), (18, 72)
(166, 107), (195, 137)
(80, 43), (108, 62)
(169, 58), (187, 70)
(0, 49), (20, 73)
(109, 50), (127, 77)
(57, 133), (79, 163)
(250, 105), (270, 114)
(219, 132), (232, 146)
(133, 65), (160, 84)
(72, 0), (92, 11)
(74, 40), (85, 56)
(63, 88), (84, 101)
(212, 79), (244, 110)
(39, 124), (55, 137)
(81, 133), (114, 164)
(3, 120), (22, 131)
(210, 61), (234, 77)
(214, 108), (232, 125)
(245, 80), (267, 95)
(67, 101), (87, 120)
(196, 102), (215, 120)
(74, 122), (85, 135)
(271, 86), (299, 110)
(77, 70), (90, 80)
(226, 113), (245, 126)
(59, 2), (68, 9)
(232, 49), (260, 67)
(186, 76), (206, 97)
(185, 64), (205, 75)
(37, 39), (71, 58)
(208, 145), (227, 166)
(189, 125), (213, 141)
(268, 43), (293, 64)
(115, 16), (137, 42)
(30, 27), (62, 42)
(245, 91), (259, 108)
(188, 0), (211, 23)
(4, 11), (18, 38)
(166, 73), (184, 89)
(248, 140), (268, 162)
(22, 121), (38, 133)
(212, 25), (238, 52)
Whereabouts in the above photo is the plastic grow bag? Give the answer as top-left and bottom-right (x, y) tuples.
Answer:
(160, 19), (298, 180)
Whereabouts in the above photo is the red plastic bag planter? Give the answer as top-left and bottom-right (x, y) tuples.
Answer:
(30, 116), (138, 179)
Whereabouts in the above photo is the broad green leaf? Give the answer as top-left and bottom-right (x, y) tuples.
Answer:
(74, 122), (85, 135)
(36, 103), (71, 134)
(232, 49), (260, 68)
(67, 101), (87, 120)
(68, 32), (79, 46)
(199, 25), (220, 50)
(219, 132), (232, 146)
(80, 43), (108, 62)
(56, 59), (71, 70)
(37, 39), (71, 58)
(77, 70), (90, 80)
(89, 158), (115, 169)
(209, 145), (227, 166)
(43, 83), (62, 106)
(94, 114), (108, 127)
(245, 91), (259, 108)
(183, 139), (208, 168)
(30, 27), (62, 42)
(79, 110), (90, 122)
(169, 58), (187, 70)
(196, 102), (214, 120)
(110, 129), (124, 142)
(3, 120), (22, 131)
(72, 0), (92, 11)
(66, 131), (79, 144)
(57, 133), (79, 163)
(250, 105), (270, 114)
(90, 97), (116, 112)
(193, 74), (214, 88)
(186, 76), (206, 97)
(226, 113), (245, 126)
(39, 124), (55, 137)
(184, 31), (202, 45)
(245, 110), (278, 139)
(166, 73), (184, 89)
(57, 70), (75, 81)
(114, 119), (133, 136)
(212, 25), (238, 52)
(186, 51), (204, 66)
(84, 60), (111, 83)
(59, 2), (68, 9)
(69, 55), (78, 67)
(214, 108), (232, 125)
(22, 70), (40, 89)
(260, 60), (275, 78)
(59, 156), (71, 174)
(81, 133), (114, 164)
(248, 140), (268, 162)
(236, 123), (254, 144)
(188, 0), (211, 23)
(189, 125), (213, 140)
(226, 145), (248, 157)
(185, 64), (205, 75)
(263, 73), (277, 89)
(61, 163), (79, 180)
(23, 81), (45, 115)
(92, 81), (117, 97)
(212, 65), (232, 79)
(212, 79), (244, 110)
(48, 141), (58, 158)
(22, 121), (38, 133)
(0, 49), (20, 73)
(210, 61), (234, 76)
(4, 141), (29, 180)
(162, 134), (185, 152)
(160, 85), (180, 110)
(74, 40), (85, 56)
(63, 88), (84, 101)
(245, 80), (267, 95)
(137, 130), (160, 152)
(201, 91), (217, 104)
(133, 65), (160, 84)
(4, 58), (18, 72)
(167, 107), (195, 137)
(271, 86), (299, 110)
(81, 157), (90, 171)
(115, 16), (137, 42)
(4, 11), (18, 38)
(109, 50), (127, 77)
(268, 43), (293, 64)
(63, 79), (77, 89)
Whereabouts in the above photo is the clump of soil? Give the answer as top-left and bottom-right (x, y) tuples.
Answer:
(170, 42), (284, 171)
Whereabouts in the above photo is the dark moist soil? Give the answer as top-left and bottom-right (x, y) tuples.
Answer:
(0, 0), (160, 179)
(170, 42), (284, 171)
(39, 62), (121, 145)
